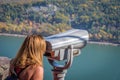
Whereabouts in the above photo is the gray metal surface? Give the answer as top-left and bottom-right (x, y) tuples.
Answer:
(45, 29), (89, 50)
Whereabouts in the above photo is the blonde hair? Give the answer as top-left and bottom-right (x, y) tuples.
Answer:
(13, 35), (46, 68)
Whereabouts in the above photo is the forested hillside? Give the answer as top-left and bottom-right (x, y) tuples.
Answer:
(0, 0), (120, 44)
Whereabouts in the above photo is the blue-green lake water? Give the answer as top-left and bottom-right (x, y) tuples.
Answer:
(0, 35), (120, 80)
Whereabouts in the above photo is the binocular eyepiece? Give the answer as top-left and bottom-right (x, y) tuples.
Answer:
(44, 41), (53, 57)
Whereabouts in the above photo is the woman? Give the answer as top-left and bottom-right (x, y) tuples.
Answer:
(9, 34), (46, 80)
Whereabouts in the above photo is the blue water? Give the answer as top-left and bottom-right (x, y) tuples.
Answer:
(0, 35), (120, 80)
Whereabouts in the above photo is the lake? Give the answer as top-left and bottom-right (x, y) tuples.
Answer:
(0, 35), (120, 80)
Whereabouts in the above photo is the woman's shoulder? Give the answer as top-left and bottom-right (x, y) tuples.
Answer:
(29, 64), (44, 76)
(26, 64), (43, 72)
(30, 65), (44, 80)
(33, 64), (43, 71)
(19, 64), (43, 80)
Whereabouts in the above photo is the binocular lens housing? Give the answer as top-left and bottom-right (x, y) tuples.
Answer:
(44, 29), (89, 58)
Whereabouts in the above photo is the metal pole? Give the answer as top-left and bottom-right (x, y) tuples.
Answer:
(52, 69), (67, 80)
(48, 45), (74, 80)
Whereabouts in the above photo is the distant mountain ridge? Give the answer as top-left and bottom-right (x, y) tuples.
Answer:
(0, 0), (120, 44)
(0, 0), (43, 4)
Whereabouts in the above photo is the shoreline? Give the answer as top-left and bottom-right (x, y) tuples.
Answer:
(0, 33), (120, 46)
(0, 33), (26, 37)
(88, 41), (120, 46)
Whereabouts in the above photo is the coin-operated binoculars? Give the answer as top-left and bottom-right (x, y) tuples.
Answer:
(44, 29), (89, 80)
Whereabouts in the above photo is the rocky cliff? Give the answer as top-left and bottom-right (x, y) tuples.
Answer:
(0, 57), (10, 80)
